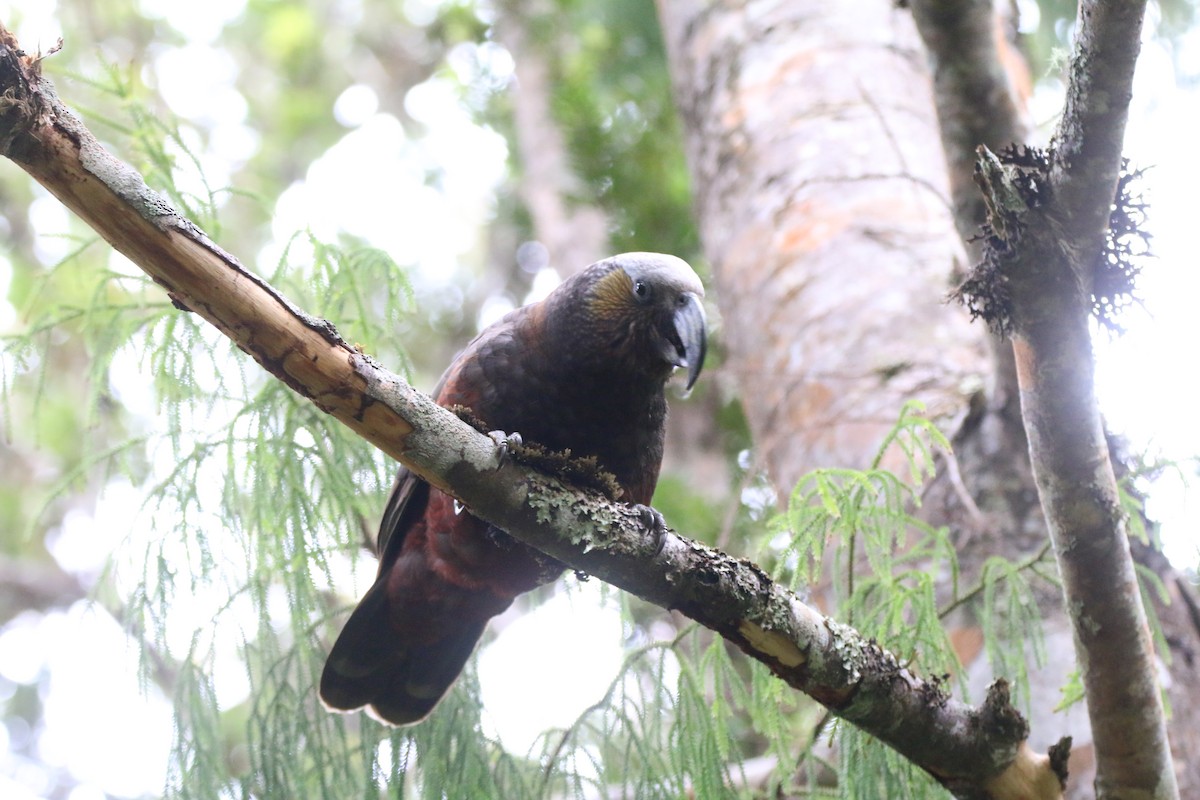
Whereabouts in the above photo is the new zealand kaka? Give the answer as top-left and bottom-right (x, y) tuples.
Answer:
(319, 252), (706, 725)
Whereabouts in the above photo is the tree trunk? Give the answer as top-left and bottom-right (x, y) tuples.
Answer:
(658, 0), (983, 490)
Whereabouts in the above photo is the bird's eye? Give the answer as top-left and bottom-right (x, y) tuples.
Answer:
(633, 280), (653, 304)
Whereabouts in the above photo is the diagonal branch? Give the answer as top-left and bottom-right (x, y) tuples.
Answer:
(0, 26), (1064, 798)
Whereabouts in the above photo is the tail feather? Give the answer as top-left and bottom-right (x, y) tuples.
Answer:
(320, 581), (487, 726)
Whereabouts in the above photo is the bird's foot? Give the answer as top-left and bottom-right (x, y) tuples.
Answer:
(488, 430), (524, 467)
(633, 504), (670, 556)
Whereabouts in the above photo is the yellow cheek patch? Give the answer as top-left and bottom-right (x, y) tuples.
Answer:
(589, 267), (635, 320)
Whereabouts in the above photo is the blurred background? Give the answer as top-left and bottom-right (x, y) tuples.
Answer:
(0, 0), (1197, 798)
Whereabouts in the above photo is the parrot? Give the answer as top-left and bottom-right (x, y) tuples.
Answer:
(319, 252), (707, 725)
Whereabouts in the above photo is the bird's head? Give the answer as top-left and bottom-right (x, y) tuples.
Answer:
(565, 252), (707, 390)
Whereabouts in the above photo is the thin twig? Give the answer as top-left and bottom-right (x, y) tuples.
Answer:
(939, 540), (1053, 620)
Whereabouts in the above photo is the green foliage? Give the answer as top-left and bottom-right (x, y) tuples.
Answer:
(976, 552), (1049, 707)
(775, 403), (957, 649)
(0, 56), (419, 797)
(542, 0), (700, 259)
(836, 721), (943, 800)
(1115, 456), (1189, 678)
(117, 252), (413, 797)
(51, 57), (224, 232)
(1054, 669), (1084, 713)
(1134, 561), (1172, 669)
(767, 403), (1065, 795)
(271, 231), (415, 367)
(764, 405), (958, 796)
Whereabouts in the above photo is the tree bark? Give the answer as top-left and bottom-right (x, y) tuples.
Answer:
(0, 25), (1062, 798)
(914, 0), (1181, 795)
(951, 0), (1176, 790)
(657, 0), (984, 491)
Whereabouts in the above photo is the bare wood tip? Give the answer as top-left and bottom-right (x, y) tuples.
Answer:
(984, 741), (1067, 799)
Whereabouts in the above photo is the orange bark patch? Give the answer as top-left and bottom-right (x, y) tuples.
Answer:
(1011, 336), (1036, 389)
(948, 625), (985, 667)
(777, 203), (851, 256)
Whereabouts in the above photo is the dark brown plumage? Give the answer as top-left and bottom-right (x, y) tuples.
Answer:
(319, 252), (706, 725)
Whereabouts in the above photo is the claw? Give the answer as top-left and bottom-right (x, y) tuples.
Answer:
(633, 504), (670, 556)
(488, 430), (523, 467)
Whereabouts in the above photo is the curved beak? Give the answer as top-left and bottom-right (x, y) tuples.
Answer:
(671, 293), (707, 391)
